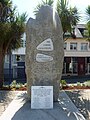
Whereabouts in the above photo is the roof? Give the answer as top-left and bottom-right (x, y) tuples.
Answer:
(76, 24), (86, 29)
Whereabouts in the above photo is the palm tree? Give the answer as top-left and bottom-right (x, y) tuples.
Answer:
(34, 0), (79, 38)
(57, 0), (80, 37)
(42, 0), (53, 5)
(0, 0), (27, 87)
(86, 5), (90, 21)
(34, 0), (53, 15)
(86, 5), (90, 40)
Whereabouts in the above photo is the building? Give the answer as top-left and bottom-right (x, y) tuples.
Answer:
(63, 24), (90, 76)
(63, 38), (90, 76)
(4, 24), (90, 81)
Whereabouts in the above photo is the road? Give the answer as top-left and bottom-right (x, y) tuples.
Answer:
(61, 75), (90, 84)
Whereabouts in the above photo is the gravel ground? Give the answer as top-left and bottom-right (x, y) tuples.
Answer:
(0, 91), (19, 116)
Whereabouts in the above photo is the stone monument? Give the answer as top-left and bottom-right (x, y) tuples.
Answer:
(25, 5), (64, 101)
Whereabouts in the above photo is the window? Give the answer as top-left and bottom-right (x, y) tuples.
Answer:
(81, 43), (88, 51)
(64, 43), (67, 50)
(5, 55), (9, 63)
(73, 63), (78, 73)
(87, 57), (90, 63)
(21, 40), (24, 47)
(70, 43), (77, 50)
(72, 57), (77, 63)
(63, 57), (78, 74)
(72, 57), (78, 73)
(16, 55), (21, 61)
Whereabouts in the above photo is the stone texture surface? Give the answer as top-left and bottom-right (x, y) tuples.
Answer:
(25, 5), (64, 101)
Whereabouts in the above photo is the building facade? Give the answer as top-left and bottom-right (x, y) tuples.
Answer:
(4, 48), (26, 82)
(63, 38), (90, 76)
(4, 24), (90, 81)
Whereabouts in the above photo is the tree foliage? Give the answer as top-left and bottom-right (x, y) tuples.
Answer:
(34, 0), (54, 15)
(86, 5), (90, 21)
(57, 0), (79, 35)
(86, 5), (90, 39)
(0, 0), (27, 87)
(34, 0), (80, 37)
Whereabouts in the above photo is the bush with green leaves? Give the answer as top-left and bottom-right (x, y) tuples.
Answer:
(10, 80), (27, 89)
(76, 82), (81, 86)
(84, 80), (90, 87)
(60, 80), (67, 88)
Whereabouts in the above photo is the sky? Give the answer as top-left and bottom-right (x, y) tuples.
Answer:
(12, 0), (90, 23)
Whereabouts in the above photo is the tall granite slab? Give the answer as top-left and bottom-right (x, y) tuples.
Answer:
(25, 5), (64, 101)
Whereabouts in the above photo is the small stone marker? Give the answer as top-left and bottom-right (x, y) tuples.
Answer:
(31, 86), (53, 109)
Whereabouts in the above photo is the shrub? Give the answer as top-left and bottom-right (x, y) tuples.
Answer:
(60, 80), (67, 88)
(84, 80), (90, 87)
(76, 82), (81, 86)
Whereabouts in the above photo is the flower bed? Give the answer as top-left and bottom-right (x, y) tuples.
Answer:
(60, 80), (90, 90)
(0, 80), (27, 91)
(62, 85), (90, 90)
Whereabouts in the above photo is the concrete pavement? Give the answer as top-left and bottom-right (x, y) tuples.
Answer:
(0, 91), (86, 120)
(0, 91), (19, 116)
(66, 90), (90, 120)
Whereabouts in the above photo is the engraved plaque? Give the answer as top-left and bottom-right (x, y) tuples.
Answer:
(36, 53), (53, 62)
(36, 38), (53, 51)
(31, 86), (53, 109)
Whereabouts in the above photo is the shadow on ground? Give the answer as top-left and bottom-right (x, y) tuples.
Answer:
(66, 90), (90, 120)
(0, 91), (17, 116)
(11, 101), (80, 120)
(0, 91), (15, 105)
(11, 91), (86, 120)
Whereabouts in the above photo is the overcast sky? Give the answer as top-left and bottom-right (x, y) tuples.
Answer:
(12, 0), (90, 23)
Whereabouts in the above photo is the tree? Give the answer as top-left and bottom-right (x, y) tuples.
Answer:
(34, 0), (53, 15)
(86, 5), (90, 21)
(57, 0), (79, 37)
(34, 0), (79, 38)
(86, 5), (90, 40)
(0, 0), (27, 87)
(42, 0), (53, 5)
